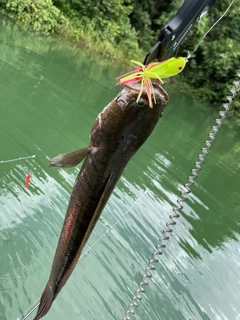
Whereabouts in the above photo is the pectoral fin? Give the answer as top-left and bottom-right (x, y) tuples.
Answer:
(49, 147), (90, 168)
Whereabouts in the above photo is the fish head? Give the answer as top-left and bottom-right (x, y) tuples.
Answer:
(123, 80), (169, 109)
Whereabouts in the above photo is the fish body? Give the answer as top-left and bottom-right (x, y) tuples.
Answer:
(34, 82), (168, 320)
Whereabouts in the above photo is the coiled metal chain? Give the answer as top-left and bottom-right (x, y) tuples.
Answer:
(123, 74), (240, 320)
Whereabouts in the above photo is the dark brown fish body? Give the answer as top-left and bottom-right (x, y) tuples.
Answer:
(34, 82), (168, 320)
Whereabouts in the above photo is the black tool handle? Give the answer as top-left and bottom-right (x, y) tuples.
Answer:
(144, 0), (218, 64)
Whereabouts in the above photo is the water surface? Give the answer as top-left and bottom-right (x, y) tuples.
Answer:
(0, 16), (240, 320)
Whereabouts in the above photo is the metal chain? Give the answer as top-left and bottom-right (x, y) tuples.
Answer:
(123, 73), (240, 320)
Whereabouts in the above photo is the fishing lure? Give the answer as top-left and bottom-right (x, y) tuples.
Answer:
(116, 57), (187, 108)
(24, 173), (32, 189)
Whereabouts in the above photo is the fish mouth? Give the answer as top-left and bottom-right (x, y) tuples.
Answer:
(123, 80), (169, 106)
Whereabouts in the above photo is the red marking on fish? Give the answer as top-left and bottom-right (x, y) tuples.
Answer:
(24, 173), (32, 188)
(62, 208), (78, 243)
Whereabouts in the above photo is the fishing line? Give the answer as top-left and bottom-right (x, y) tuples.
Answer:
(187, 0), (235, 59)
(17, 190), (147, 320)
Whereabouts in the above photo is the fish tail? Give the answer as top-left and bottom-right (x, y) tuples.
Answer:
(33, 284), (55, 320)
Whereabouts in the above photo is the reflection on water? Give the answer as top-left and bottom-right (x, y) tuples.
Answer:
(1, 16), (240, 320)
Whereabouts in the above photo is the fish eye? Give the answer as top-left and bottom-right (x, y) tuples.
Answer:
(137, 98), (146, 107)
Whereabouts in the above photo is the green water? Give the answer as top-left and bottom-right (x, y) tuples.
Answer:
(1, 16), (240, 320)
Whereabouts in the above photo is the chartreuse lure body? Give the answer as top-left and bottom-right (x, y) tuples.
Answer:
(116, 57), (187, 107)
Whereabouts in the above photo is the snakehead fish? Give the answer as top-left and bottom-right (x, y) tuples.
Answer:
(34, 81), (169, 320)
